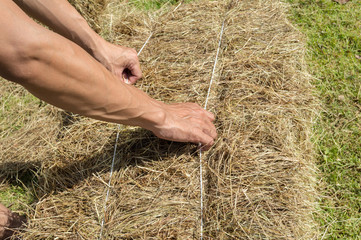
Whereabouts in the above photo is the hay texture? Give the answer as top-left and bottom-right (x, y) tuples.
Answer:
(0, 0), (318, 239)
(68, 0), (108, 33)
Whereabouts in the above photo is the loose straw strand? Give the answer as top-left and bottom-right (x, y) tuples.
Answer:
(99, 31), (152, 239)
(199, 19), (225, 240)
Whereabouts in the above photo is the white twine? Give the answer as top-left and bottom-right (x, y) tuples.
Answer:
(199, 19), (225, 240)
(138, 33), (153, 56)
(99, 9), (225, 240)
(99, 33), (152, 240)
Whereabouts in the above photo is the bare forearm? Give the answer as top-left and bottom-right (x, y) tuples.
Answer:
(1, 0), (217, 148)
(17, 38), (216, 147)
(1, 1), (160, 130)
(19, 34), (164, 131)
(13, 0), (142, 83)
(13, 0), (104, 57)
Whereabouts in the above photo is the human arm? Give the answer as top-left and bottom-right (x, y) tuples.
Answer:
(13, 0), (141, 84)
(0, 0), (216, 149)
(0, 203), (25, 239)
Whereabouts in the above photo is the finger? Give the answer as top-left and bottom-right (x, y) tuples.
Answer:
(205, 110), (215, 121)
(183, 112), (216, 140)
(192, 112), (217, 139)
(202, 123), (217, 140)
(122, 69), (131, 84)
(197, 109), (215, 122)
(187, 103), (215, 121)
(195, 129), (215, 150)
(122, 69), (135, 84)
(127, 69), (141, 84)
(127, 59), (142, 84)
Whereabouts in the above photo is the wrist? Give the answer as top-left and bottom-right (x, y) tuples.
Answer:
(69, 17), (107, 62)
(84, 33), (107, 60)
(109, 84), (168, 132)
(135, 100), (167, 132)
(90, 38), (113, 70)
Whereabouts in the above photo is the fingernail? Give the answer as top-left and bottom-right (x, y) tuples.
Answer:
(125, 78), (130, 84)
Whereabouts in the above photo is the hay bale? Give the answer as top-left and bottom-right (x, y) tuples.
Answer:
(0, 81), (59, 179)
(68, 0), (108, 33)
(0, 0), (318, 239)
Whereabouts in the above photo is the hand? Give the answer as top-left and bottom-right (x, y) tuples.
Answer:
(94, 41), (142, 84)
(151, 102), (217, 150)
(0, 203), (26, 239)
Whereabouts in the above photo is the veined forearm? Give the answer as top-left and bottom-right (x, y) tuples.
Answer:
(13, 0), (142, 83)
(20, 32), (163, 130)
(1, 0), (217, 148)
(0, 0), (162, 131)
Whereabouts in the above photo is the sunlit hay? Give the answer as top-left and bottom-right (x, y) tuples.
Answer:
(0, 80), (115, 190)
(0, 80), (59, 179)
(68, 0), (108, 33)
(37, 117), (117, 194)
(1, 0), (319, 239)
(0, 0), (108, 179)
(201, 1), (318, 237)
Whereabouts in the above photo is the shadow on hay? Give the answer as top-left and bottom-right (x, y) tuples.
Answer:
(0, 162), (40, 188)
(38, 127), (194, 196)
(1, 108), (194, 201)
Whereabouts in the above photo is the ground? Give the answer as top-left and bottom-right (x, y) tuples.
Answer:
(288, 0), (361, 238)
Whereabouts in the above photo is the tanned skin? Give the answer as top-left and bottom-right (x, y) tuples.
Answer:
(0, 0), (217, 238)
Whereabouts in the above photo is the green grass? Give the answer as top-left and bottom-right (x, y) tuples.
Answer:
(0, 164), (36, 213)
(287, 0), (361, 238)
(0, 184), (34, 213)
(129, 0), (189, 10)
(0, 82), (40, 213)
(0, 88), (41, 134)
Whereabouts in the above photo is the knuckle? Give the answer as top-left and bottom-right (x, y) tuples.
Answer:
(127, 49), (138, 58)
(193, 118), (203, 125)
(189, 102), (200, 108)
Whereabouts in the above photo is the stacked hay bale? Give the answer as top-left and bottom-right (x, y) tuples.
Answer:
(0, 0), (318, 239)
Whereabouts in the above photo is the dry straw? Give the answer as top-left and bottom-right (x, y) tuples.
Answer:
(200, 16), (226, 240)
(99, 30), (153, 239)
(0, 0), (319, 239)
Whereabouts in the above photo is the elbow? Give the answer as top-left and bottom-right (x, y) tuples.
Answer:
(11, 38), (45, 84)
(0, 31), (46, 85)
